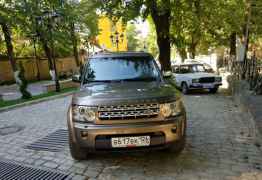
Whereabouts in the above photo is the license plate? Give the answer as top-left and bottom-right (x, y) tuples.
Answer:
(111, 136), (150, 148)
(203, 84), (214, 88)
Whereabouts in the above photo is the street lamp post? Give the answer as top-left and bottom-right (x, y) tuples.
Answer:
(110, 31), (124, 52)
(32, 34), (41, 81)
(84, 39), (90, 57)
(27, 33), (41, 81)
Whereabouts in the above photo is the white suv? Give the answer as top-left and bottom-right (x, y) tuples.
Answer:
(172, 63), (222, 94)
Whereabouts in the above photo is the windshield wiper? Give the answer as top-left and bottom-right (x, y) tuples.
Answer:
(121, 77), (157, 82)
(84, 80), (122, 83)
(83, 78), (157, 84)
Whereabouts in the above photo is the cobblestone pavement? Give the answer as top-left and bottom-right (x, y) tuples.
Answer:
(1, 92), (262, 180)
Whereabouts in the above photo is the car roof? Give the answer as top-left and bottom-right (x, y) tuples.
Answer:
(173, 63), (203, 66)
(90, 51), (153, 59)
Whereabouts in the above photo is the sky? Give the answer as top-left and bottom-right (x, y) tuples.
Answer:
(134, 18), (150, 38)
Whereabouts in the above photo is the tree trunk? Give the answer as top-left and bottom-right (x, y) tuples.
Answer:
(188, 43), (197, 59)
(178, 48), (187, 62)
(242, 0), (251, 79)
(37, 30), (57, 80)
(156, 33), (171, 71)
(150, 0), (171, 72)
(39, 35), (54, 71)
(1, 23), (17, 72)
(0, 22), (22, 84)
(70, 23), (80, 67)
(229, 32), (236, 56)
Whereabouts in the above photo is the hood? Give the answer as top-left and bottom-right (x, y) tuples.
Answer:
(72, 81), (177, 106)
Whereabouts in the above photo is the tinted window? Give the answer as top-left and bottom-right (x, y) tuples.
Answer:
(179, 64), (206, 74)
(180, 66), (191, 74)
(192, 65), (206, 72)
(82, 56), (160, 83)
(172, 66), (180, 73)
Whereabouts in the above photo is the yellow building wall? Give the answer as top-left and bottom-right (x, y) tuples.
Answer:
(0, 57), (78, 82)
(97, 17), (127, 52)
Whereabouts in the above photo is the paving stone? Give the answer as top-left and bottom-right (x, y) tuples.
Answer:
(43, 161), (59, 169)
(60, 166), (72, 172)
(33, 159), (46, 166)
(84, 168), (100, 178)
(0, 94), (262, 179)
(71, 174), (86, 180)
(24, 158), (35, 165)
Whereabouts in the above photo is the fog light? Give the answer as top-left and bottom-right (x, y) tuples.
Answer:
(81, 131), (88, 138)
(171, 126), (177, 133)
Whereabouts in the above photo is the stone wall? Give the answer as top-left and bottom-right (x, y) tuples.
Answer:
(0, 57), (78, 83)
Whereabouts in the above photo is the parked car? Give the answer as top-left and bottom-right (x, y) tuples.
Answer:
(172, 62), (222, 94)
(68, 52), (187, 160)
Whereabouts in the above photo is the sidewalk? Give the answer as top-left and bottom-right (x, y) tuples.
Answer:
(0, 81), (51, 101)
(247, 95), (262, 135)
(231, 80), (262, 137)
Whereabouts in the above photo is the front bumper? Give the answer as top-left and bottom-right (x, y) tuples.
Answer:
(68, 109), (186, 151)
(189, 82), (222, 89)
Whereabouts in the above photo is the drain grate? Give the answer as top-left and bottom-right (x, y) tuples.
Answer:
(25, 129), (68, 152)
(0, 159), (69, 180)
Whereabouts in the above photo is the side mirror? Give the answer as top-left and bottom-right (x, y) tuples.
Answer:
(163, 71), (173, 78)
(72, 74), (81, 83)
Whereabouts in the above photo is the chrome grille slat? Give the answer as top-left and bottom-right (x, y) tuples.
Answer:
(199, 77), (215, 83)
(98, 103), (160, 120)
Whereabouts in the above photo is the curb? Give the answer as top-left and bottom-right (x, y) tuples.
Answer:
(0, 91), (75, 113)
(231, 81), (262, 146)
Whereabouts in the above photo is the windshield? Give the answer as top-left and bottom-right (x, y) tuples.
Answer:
(82, 56), (161, 84)
(192, 65), (206, 72)
(180, 64), (206, 73)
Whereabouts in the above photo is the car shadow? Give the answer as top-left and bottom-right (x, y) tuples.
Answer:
(183, 88), (231, 96)
(78, 143), (210, 174)
(184, 89), (213, 96)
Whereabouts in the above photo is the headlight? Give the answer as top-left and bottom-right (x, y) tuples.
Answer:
(192, 79), (199, 83)
(215, 77), (222, 82)
(160, 102), (182, 118)
(72, 106), (97, 122)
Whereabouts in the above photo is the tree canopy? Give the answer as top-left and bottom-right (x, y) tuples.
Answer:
(0, 0), (99, 58)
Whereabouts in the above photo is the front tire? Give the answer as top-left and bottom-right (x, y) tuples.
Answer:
(209, 87), (218, 94)
(168, 134), (186, 153)
(68, 130), (88, 160)
(166, 117), (187, 153)
(181, 82), (189, 94)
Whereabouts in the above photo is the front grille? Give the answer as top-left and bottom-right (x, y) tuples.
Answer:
(98, 103), (160, 120)
(199, 77), (215, 83)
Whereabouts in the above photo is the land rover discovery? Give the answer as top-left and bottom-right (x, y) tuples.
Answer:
(68, 52), (187, 160)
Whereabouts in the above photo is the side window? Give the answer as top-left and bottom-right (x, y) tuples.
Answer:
(192, 66), (198, 72)
(172, 66), (180, 73)
(180, 66), (190, 74)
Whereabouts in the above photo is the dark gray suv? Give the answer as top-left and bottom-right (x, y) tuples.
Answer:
(68, 52), (187, 160)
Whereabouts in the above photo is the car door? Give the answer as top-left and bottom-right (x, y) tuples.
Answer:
(174, 65), (195, 88)
(172, 65), (183, 87)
